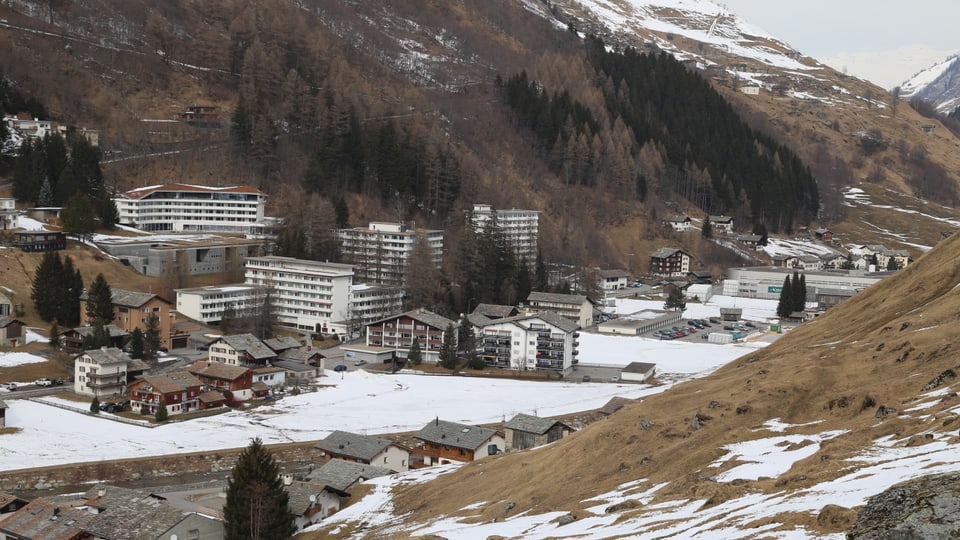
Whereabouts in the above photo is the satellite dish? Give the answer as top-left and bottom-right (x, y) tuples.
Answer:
(309, 495), (316, 503)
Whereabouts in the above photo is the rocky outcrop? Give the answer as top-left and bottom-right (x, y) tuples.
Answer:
(848, 472), (960, 539)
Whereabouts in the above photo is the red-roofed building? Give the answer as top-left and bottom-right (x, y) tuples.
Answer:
(129, 372), (202, 416)
(113, 183), (268, 235)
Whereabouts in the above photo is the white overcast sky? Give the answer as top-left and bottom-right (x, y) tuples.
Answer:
(720, 1), (960, 89)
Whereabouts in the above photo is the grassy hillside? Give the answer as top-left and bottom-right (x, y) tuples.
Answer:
(301, 230), (960, 537)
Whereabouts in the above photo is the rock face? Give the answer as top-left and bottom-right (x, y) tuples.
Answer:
(848, 472), (960, 539)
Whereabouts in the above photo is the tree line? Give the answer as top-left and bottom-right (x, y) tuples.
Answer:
(776, 271), (807, 318)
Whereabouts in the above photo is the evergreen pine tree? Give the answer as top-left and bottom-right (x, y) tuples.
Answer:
(407, 338), (422, 365)
(86, 273), (114, 324)
(31, 251), (64, 322)
(332, 195), (349, 229)
(701, 216), (712, 238)
(90, 396), (100, 414)
(223, 438), (296, 540)
(220, 304), (237, 335)
(129, 328), (144, 359)
(663, 288), (686, 311)
(83, 321), (111, 350)
(534, 248), (549, 293)
(776, 275), (793, 318)
(60, 255), (83, 327)
(516, 258), (532, 303)
(439, 323), (458, 369)
(792, 271), (805, 312)
(886, 256), (899, 271)
(95, 192), (119, 229)
(61, 192), (98, 242)
(155, 401), (168, 423)
(38, 177), (53, 206)
(144, 315), (162, 359)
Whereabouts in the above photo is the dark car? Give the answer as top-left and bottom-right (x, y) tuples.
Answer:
(333, 364), (348, 372)
(99, 402), (116, 413)
(51, 378), (64, 386)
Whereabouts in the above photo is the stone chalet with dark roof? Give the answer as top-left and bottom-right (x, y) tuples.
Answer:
(316, 430), (410, 472)
(413, 419), (505, 466)
(129, 372), (202, 416)
(503, 413), (573, 451)
(207, 333), (277, 367)
(649, 248), (691, 278)
(186, 359), (253, 400)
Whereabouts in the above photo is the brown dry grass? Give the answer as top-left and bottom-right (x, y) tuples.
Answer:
(301, 232), (960, 539)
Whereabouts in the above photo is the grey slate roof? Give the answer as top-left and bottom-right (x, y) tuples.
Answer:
(0, 497), (97, 540)
(414, 419), (498, 451)
(504, 413), (569, 435)
(315, 430), (393, 462)
(81, 485), (196, 540)
(472, 303), (517, 319)
(219, 333), (276, 360)
(273, 359), (319, 373)
(263, 336), (302, 352)
(597, 269), (629, 279)
(277, 347), (322, 364)
(67, 324), (130, 338)
(306, 459), (393, 492)
(623, 362), (657, 375)
(527, 291), (592, 306)
(465, 313), (492, 327)
(650, 247), (683, 259)
(285, 480), (347, 515)
(81, 288), (169, 308)
(481, 311), (580, 334)
(79, 347), (132, 366)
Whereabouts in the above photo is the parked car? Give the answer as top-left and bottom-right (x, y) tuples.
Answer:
(35, 378), (52, 387)
(333, 364), (348, 372)
(353, 359), (367, 366)
(51, 378), (64, 386)
(0, 382), (16, 391)
(99, 402), (117, 413)
(582, 375), (591, 382)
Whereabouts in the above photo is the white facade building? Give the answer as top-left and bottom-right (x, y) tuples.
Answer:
(348, 283), (404, 325)
(114, 183), (268, 235)
(725, 266), (887, 301)
(176, 284), (267, 324)
(477, 312), (580, 374)
(74, 347), (134, 397)
(336, 222), (443, 286)
(470, 204), (540, 263)
(245, 256), (354, 331)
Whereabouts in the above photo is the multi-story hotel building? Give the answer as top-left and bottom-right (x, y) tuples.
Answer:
(175, 284), (268, 325)
(477, 312), (580, 374)
(470, 204), (540, 263)
(114, 183), (268, 235)
(335, 222), (443, 286)
(244, 256), (354, 331)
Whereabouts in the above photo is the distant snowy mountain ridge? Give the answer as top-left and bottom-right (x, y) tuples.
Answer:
(900, 54), (960, 114)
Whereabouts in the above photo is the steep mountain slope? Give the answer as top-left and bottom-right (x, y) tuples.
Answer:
(0, 0), (958, 270)
(304, 233), (960, 538)
(900, 55), (960, 114)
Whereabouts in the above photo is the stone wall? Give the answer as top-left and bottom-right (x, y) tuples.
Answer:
(0, 441), (320, 492)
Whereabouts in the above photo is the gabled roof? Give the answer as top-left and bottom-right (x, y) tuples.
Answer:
(198, 390), (226, 404)
(0, 316), (23, 328)
(81, 485), (198, 540)
(277, 347), (322, 364)
(137, 372), (202, 394)
(471, 303), (517, 319)
(186, 360), (250, 381)
(218, 333), (276, 360)
(597, 269), (629, 279)
(78, 347), (132, 366)
(65, 324), (130, 338)
(80, 288), (171, 308)
(119, 183), (265, 200)
(708, 215), (733, 223)
(306, 460), (393, 493)
(736, 234), (763, 242)
(414, 419), (499, 451)
(285, 480), (348, 515)
(263, 336), (302, 352)
(367, 308), (458, 332)
(504, 413), (570, 435)
(273, 359), (320, 373)
(481, 311), (580, 334)
(527, 291), (593, 306)
(315, 430), (394, 462)
(0, 497), (96, 540)
(662, 215), (691, 223)
(650, 247), (686, 259)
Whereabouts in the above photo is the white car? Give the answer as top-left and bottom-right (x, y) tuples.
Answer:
(354, 359), (367, 366)
(35, 378), (52, 387)
(0, 382), (16, 391)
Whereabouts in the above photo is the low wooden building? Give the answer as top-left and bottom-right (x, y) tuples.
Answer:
(13, 230), (65, 252)
(503, 413), (573, 451)
(0, 317), (24, 347)
(316, 430), (410, 472)
(414, 419), (504, 466)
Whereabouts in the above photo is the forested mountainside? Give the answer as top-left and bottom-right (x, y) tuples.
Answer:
(1, 0), (959, 281)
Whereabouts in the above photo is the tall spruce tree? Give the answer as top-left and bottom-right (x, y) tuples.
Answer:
(439, 322), (458, 369)
(791, 271), (805, 313)
(776, 274), (793, 318)
(223, 438), (295, 540)
(144, 315), (162, 359)
(129, 327), (144, 359)
(85, 273), (114, 324)
(31, 251), (64, 322)
(60, 255), (83, 327)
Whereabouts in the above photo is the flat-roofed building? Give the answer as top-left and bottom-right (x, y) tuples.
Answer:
(244, 256), (354, 331)
(176, 283), (268, 324)
(470, 204), (540, 263)
(335, 222), (443, 286)
(114, 183), (268, 235)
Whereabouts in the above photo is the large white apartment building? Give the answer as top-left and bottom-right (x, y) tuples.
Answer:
(349, 283), (404, 325)
(470, 204), (540, 263)
(477, 312), (580, 374)
(335, 222), (443, 286)
(114, 183), (268, 235)
(244, 256), (354, 331)
(175, 284), (268, 325)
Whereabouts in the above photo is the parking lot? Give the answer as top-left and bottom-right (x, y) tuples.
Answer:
(647, 319), (764, 342)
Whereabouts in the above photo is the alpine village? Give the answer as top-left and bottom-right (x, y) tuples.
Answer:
(2, 1), (960, 539)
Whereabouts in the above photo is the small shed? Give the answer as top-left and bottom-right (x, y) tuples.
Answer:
(503, 413), (573, 451)
(620, 362), (656, 383)
(720, 307), (742, 321)
(0, 398), (7, 428)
